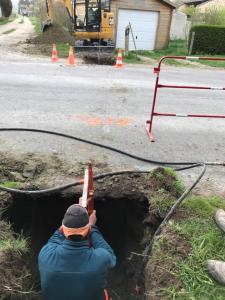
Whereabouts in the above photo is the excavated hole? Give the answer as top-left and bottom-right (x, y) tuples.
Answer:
(82, 53), (115, 65)
(5, 190), (160, 299)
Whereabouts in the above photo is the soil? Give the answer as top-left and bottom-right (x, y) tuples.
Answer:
(83, 53), (115, 65)
(145, 227), (192, 300)
(0, 154), (187, 300)
(29, 24), (75, 45)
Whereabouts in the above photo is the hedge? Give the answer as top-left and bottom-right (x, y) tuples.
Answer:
(189, 25), (225, 55)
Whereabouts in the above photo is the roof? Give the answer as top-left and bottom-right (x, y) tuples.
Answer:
(184, 0), (207, 4)
(162, 0), (177, 8)
(111, 0), (176, 8)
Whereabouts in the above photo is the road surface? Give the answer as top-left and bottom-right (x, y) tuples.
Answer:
(0, 18), (225, 195)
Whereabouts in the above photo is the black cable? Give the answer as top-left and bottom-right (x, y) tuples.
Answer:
(134, 163), (206, 296)
(0, 128), (222, 195)
(0, 170), (151, 195)
(0, 128), (214, 298)
(0, 128), (222, 166)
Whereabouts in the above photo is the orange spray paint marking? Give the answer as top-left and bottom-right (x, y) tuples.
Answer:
(72, 116), (133, 126)
(118, 118), (132, 126)
(87, 117), (102, 125)
(106, 117), (115, 125)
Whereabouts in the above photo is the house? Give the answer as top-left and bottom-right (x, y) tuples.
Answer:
(179, 0), (207, 12)
(111, 0), (176, 50)
(76, 0), (176, 51)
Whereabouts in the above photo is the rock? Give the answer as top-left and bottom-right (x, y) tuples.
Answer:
(8, 172), (25, 182)
(97, 179), (104, 183)
(68, 169), (75, 175)
(52, 150), (58, 155)
(23, 163), (37, 179)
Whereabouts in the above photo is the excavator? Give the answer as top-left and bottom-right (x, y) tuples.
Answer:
(43, 0), (115, 52)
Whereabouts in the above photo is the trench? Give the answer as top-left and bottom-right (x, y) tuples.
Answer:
(5, 190), (160, 300)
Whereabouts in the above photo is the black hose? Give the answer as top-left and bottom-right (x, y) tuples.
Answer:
(134, 163), (206, 296)
(0, 127), (223, 195)
(0, 128), (216, 298)
(0, 128), (223, 167)
(0, 170), (151, 195)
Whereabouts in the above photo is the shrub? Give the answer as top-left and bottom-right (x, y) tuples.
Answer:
(189, 25), (225, 54)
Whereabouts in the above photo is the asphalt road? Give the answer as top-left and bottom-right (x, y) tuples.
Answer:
(1, 60), (225, 162)
(1, 19), (225, 193)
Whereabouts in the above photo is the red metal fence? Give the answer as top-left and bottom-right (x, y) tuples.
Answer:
(146, 56), (225, 142)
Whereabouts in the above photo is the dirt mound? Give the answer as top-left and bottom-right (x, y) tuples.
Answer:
(30, 24), (75, 45)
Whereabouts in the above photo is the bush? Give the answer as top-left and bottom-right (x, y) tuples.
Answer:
(189, 25), (225, 55)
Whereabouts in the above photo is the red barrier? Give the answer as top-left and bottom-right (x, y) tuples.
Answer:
(146, 56), (225, 142)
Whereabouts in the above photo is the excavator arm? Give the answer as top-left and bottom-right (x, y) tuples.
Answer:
(42, 0), (115, 52)
(42, 0), (74, 31)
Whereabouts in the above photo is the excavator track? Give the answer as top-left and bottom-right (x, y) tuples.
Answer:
(74, 45), (115, 53)
(74, 44), (115, 65)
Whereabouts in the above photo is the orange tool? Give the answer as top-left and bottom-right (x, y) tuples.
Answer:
(79, 163), (94, 215)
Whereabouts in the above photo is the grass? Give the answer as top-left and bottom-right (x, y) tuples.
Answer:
(57, 43), (70, 57)
(137, 39), (188, 66)
(0, 181), (21, 188)
(19, 18), (24, 24)
(29, 16), (42, 35)
(124, 39), (225, 68)
(123, 51), (142, 64)
(0, 16), (16, 26)
(151, 195), (225, 299)
(2, 28), (16, 34)
(0, 235), (29, 253)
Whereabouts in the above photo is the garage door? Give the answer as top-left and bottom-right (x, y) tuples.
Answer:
(116, 9), (159, 51)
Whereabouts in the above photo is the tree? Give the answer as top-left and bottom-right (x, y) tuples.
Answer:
(0, 0), (13, 18)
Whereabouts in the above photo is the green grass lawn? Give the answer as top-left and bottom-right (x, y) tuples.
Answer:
(123, 51), (142, 64)
(150, 195), (225, 299)
(29, 16), (42, 35)
(125, 40), (225, 68)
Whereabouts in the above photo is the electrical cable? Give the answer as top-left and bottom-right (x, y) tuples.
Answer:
(0, 128), (218, 298)
(0, 128), (223, 194)
(134, 163), (206, 296)
(0, 128), (224, 167)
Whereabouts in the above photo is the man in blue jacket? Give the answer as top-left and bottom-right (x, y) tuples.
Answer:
(38, 204), (116, 300)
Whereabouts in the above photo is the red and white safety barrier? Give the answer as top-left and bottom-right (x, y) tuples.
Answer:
(146, 55), (225, 142)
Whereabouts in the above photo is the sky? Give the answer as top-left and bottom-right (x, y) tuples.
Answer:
(12, 0), (19, 12)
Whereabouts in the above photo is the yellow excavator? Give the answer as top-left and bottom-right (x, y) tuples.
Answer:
(43, 0), (115, 51)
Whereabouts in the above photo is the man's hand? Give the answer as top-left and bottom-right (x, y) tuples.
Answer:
(89, 210), (97, 226)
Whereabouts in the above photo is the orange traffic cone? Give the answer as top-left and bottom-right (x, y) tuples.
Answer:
(115, 49), (124, 68)
(51, 44), (58, 63)
(68, 46), (75, 66)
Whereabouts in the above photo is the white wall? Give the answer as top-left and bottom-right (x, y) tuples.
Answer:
(170, 10), (188, 40)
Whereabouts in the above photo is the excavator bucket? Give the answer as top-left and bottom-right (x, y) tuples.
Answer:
(41, 20), (53, 32)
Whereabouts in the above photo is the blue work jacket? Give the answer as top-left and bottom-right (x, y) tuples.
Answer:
(38, 225), (116, 300)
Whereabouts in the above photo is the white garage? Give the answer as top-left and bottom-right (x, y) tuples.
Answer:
(111, 0), (175, 50)
(116, 9), (159, 51)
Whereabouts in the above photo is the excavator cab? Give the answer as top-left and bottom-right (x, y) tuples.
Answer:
(74, 0), (114, 48)
(42, 0), (114, 51)
(74, 0), (109, 31)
